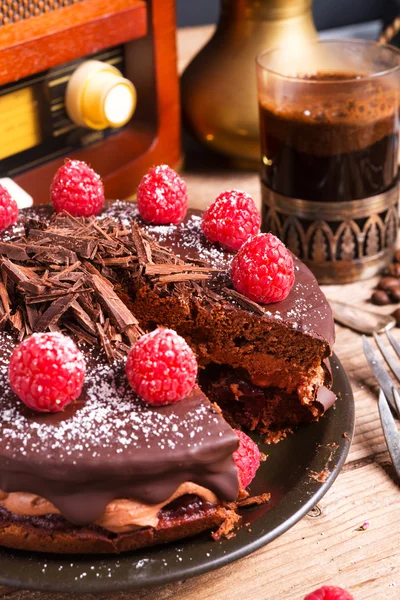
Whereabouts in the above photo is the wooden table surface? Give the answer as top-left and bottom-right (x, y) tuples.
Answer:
(1, 26), (400, 600)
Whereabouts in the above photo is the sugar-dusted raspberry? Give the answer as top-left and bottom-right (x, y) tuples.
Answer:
(0, 184), (19, 231)
(202, 190), (261, 251)
(51, 160), (104, 217)
(8, 333), (85, 413)
(304, 586), (354, 600)
(125, 328), (197, 406)
(233, 429), (261, 488)
(137, 165), (188, 224)
(231, 233), (295, 304)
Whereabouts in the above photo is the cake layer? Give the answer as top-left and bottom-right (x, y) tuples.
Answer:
(200, 365), (336, 442)
(0, 482), (218, 533)
(0, 495), (230, 554)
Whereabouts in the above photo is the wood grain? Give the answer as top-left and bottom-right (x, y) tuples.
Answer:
(1, 24), (400, 600)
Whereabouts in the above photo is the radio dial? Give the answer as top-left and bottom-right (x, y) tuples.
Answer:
(65, 60), (136, 130)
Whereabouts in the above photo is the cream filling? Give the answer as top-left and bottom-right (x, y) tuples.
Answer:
(0, 483), (218, 534)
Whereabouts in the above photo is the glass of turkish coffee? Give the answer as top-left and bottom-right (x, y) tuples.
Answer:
(256, 39), (400, 283)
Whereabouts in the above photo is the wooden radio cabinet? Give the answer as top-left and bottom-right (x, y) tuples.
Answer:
(0, 0), (181, 203)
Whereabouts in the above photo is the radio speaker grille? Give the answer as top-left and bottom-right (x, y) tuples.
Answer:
(0, 0), (83, 26)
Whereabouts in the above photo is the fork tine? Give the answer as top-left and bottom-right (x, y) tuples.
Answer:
(393, 388), (400, 421)
(385, 329), (400, 360)
(373, 332), (400, 383)
(378, 389), (400, 482)
(363, 335), (398, 412)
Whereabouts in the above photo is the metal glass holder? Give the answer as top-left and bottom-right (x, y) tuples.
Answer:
(262, 182), (399, 284)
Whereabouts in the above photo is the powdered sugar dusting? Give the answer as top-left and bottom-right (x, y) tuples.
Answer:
(146, 214), (230, 270)
(0, 339), (224, 464)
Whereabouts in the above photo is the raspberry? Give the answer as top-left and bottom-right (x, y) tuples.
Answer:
(231, 233), (295, 304)
(0, 184), (18, 231)
(125, 328), (197, 406)
(202, 190), (261, 251)
(51, 160), (104, 217)
(137, 165), (188, 224)
(8, 333), (85, 413)
(233, 429), (261, 488)
(304, 586), (354, 600)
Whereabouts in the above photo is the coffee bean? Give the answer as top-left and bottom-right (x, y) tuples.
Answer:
(379, 276), (400, 291)
(371, 290), (391, 305)
(390, 287), (400, 302)
(387, 263), (400, 277)
(393, 308), (400, 327)
(394, 249), (400, 263)
(388, 285), (400, 302)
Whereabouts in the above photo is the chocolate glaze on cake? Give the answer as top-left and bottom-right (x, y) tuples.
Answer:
(0, 341), (239, 525)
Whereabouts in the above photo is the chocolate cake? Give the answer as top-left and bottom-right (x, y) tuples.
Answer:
(0, 201), (335, 554)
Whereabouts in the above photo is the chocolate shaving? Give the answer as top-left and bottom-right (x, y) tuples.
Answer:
(28, 230), (97, 259)
(26, 245), (78, 264)
(25, 290), (74, 305)
(96, 322), (115, 362)
(90, 274), (139, 331)
(0, 242), (29, 261)
(95, 256), (135, 267)
(145, 264), (219, 275)
(1, 259), (30, 284)
(0, 312), (8, 330)
(26, 305), (39, 330)
(63, 322), (97, 346)
(9, 308), (23, 334)
(34, 293), (79, 332)
(154, 272), (212, 284)
(69, 300), (97, 335)
(222, 287), (265, 316)
(18, 280), (47, 295)
(0, 280), (10, 313)
(49, 261), (81, 281)
(0, 209), (226, 361)
(131, 223), (152, 266)
(82, 261), (113, 287)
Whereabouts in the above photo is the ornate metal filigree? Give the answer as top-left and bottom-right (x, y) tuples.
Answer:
(262, 184), (399, 284)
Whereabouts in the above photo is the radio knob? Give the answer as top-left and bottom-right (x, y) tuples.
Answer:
(65, 60), (136, 130)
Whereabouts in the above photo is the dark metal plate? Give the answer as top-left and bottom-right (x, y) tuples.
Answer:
(0, 353), (354, 593)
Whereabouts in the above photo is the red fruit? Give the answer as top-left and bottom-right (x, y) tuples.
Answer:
(125, 328), (197, 406)
(51, 160), (104, 217)
(233, 429), (261, 489)
(231, 233), (295, 304)
(137, 164), (188, 224)
(0, 184), (18, 231)
(8, 333), (85, 413)
(304, 586), (354, 600)
(202, 190), (261, 251)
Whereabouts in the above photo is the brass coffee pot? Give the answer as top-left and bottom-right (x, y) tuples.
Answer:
(181, 0), (317, 169)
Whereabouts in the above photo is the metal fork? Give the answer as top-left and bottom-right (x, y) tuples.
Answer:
(363, 332), (400, 481)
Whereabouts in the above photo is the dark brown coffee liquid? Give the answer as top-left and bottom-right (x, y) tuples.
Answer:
(260, 72), (398, 202)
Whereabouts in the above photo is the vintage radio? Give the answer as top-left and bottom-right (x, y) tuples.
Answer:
(0, 0), (181, 204)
